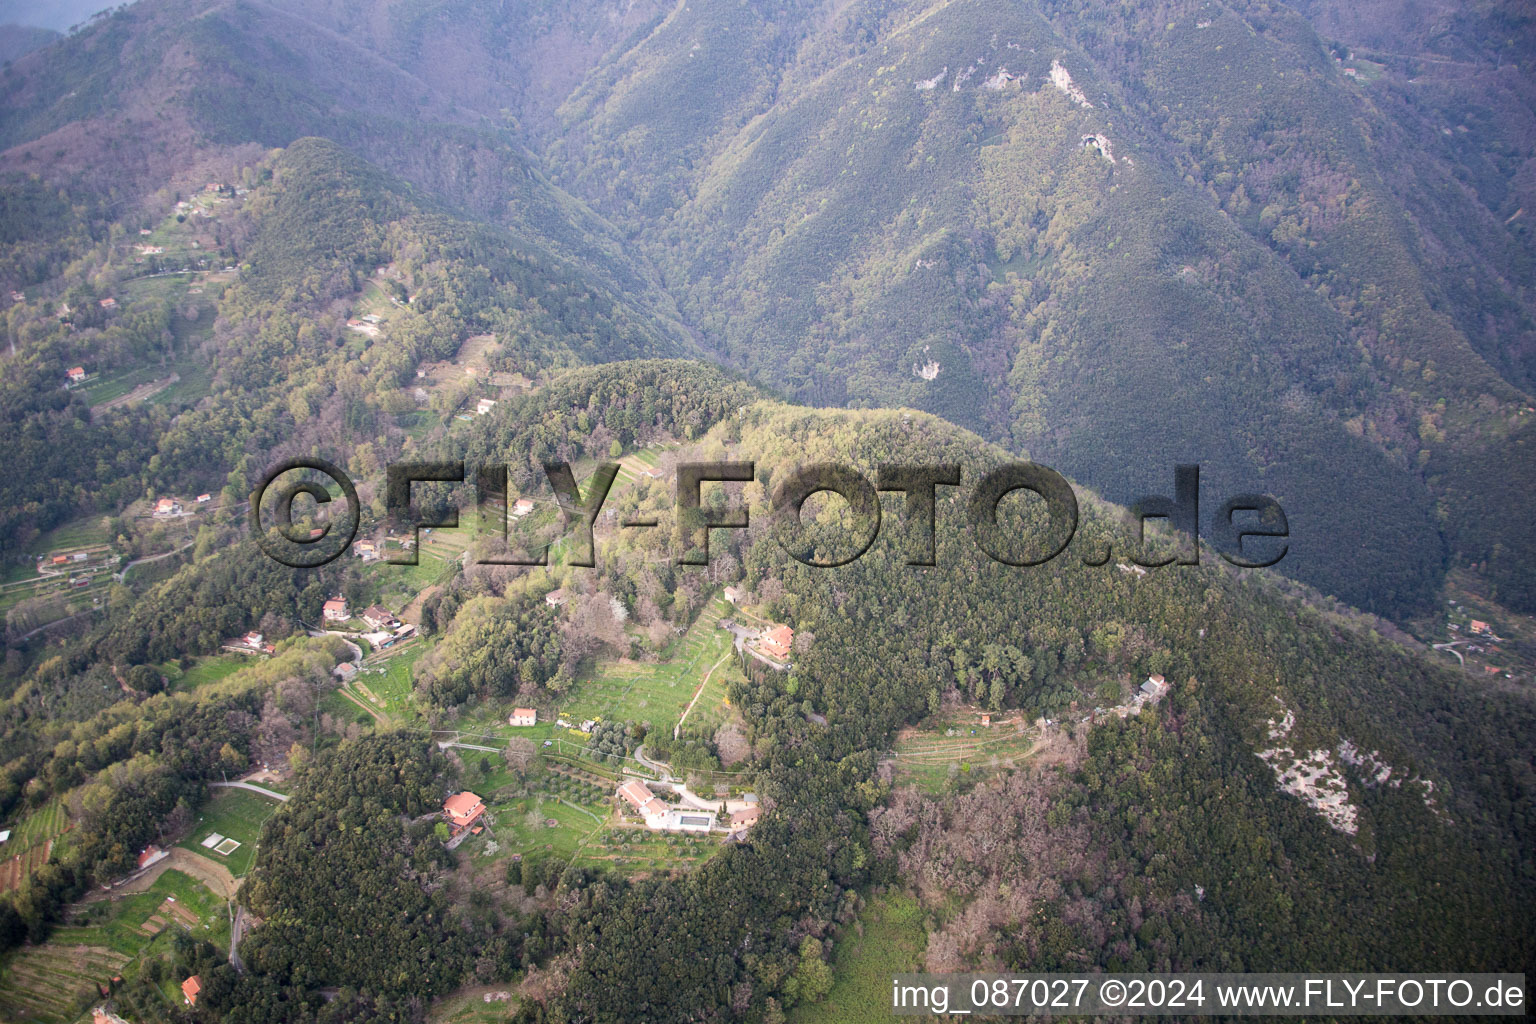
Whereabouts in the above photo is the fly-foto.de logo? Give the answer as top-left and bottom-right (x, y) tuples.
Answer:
(250, 459), (1288, 571)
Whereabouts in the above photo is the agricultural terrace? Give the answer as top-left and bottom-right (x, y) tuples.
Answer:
(0, 869), (229, 1024)
(890, 713), (1046, 793)
(0, 798), (70, 896)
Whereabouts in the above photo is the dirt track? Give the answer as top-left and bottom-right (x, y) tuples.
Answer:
(117, 847), (240, 900)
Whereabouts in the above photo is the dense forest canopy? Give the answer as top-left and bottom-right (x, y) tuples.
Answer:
(0, 0), (1531, 1020)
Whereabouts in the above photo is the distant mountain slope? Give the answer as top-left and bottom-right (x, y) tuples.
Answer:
(1, 0), (1531, 616)
(0, 23), (59, 63)
(545, 0), (1470, 617)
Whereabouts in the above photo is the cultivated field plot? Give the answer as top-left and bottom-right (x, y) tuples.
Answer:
(348, 644), (427, 723)
(0, 869), (227, 1024)
(177, 787), (281, 877)
(890, 722), (1044, 792)
(571, 827), (721, 875)
(561, 598), (739, 735)
(0, 798), (70, 895)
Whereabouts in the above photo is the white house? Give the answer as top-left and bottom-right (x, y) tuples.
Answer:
(617, 779), (670, 830)
(509, 708), (537, 727)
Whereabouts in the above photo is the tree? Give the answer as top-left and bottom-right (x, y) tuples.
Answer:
(504, 737), (537, 775)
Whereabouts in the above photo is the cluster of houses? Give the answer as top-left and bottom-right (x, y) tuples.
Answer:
(360, 605), (416, 649)
(230, 631), (276, 655)
(151, 493), (211, 518)
(614, 779), (762, 837)
(353, 535), (416, 561)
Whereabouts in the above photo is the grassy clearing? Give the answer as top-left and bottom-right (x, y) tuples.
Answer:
(28, 516), (111, 555)
(789, 892), (927, 1024)
(159, 655), (246, 693)
(177, 787), (282, 878)
(350, 644), (427, 721)
(428, 987), (521, 1023)
(891, 719), (1043, 793)
(561, 597), (740, 736)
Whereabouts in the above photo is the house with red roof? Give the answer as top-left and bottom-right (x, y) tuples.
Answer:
(443, 791), (485, 830)
(759, 625), (793, 661)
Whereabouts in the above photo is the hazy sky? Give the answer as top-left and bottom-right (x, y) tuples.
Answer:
(0, 0), (117, 32)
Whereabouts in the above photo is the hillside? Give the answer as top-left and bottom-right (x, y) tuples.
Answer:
(1, 361), (1528, 1022)
(537, 0), (1536, 617)
(0, 2), (1531, 1021)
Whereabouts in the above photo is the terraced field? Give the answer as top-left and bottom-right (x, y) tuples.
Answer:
(561, 597), (740, 736)
(890, 720), (1045, 792)
(0, 869), (227, 1024)
(0, 799), (70, 895)
(0, 942), (129, 1023)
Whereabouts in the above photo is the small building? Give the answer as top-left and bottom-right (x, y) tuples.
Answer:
(759, 625), (793, 661)
(443, 791), (485, 830)
(99, 297), (116, 310)
(50, 554), (69, 566)
(617, 779), (669, 829)
(1469, 620), (1491, 635)
(475, 398), (497, 416)
(242, 631), (264, 649)
(544, 589), (567, 608)
(136, 845), (167, 870)
(0, 829), (10, 843)
(980, 713), (991, 727)
(181, 976), (201, 1005)
(509, 708), (537, 727)
(511, 497), (536, 519)
(154, 497), (181, 516)
(723, 585), (744, 604)
(333, 662), (357, 681)
(729, 806), (761, 831)
(1141, 674), (1167, 698)
(197, 493), (212, 503)
(354, 539), (379, 560)
(361, 605), (396, 631)
(66, 366), (86, 382)
(322, 597), (349, 622)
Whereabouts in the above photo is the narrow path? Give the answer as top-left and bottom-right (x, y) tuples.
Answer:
(674, 651), (732, 739)
(438, 740), (501, 753)
(211, 780), (289, 802)
(338, 685), (387, 725)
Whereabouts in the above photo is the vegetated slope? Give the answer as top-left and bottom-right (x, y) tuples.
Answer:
(0, 134), (695, 557)
(545, 0), (1478, 619)
(514, 369), (1535, 1021)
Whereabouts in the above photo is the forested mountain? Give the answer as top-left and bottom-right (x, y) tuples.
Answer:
(2, 0), (1531, 614)
(0, 0), (1532, 1021)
